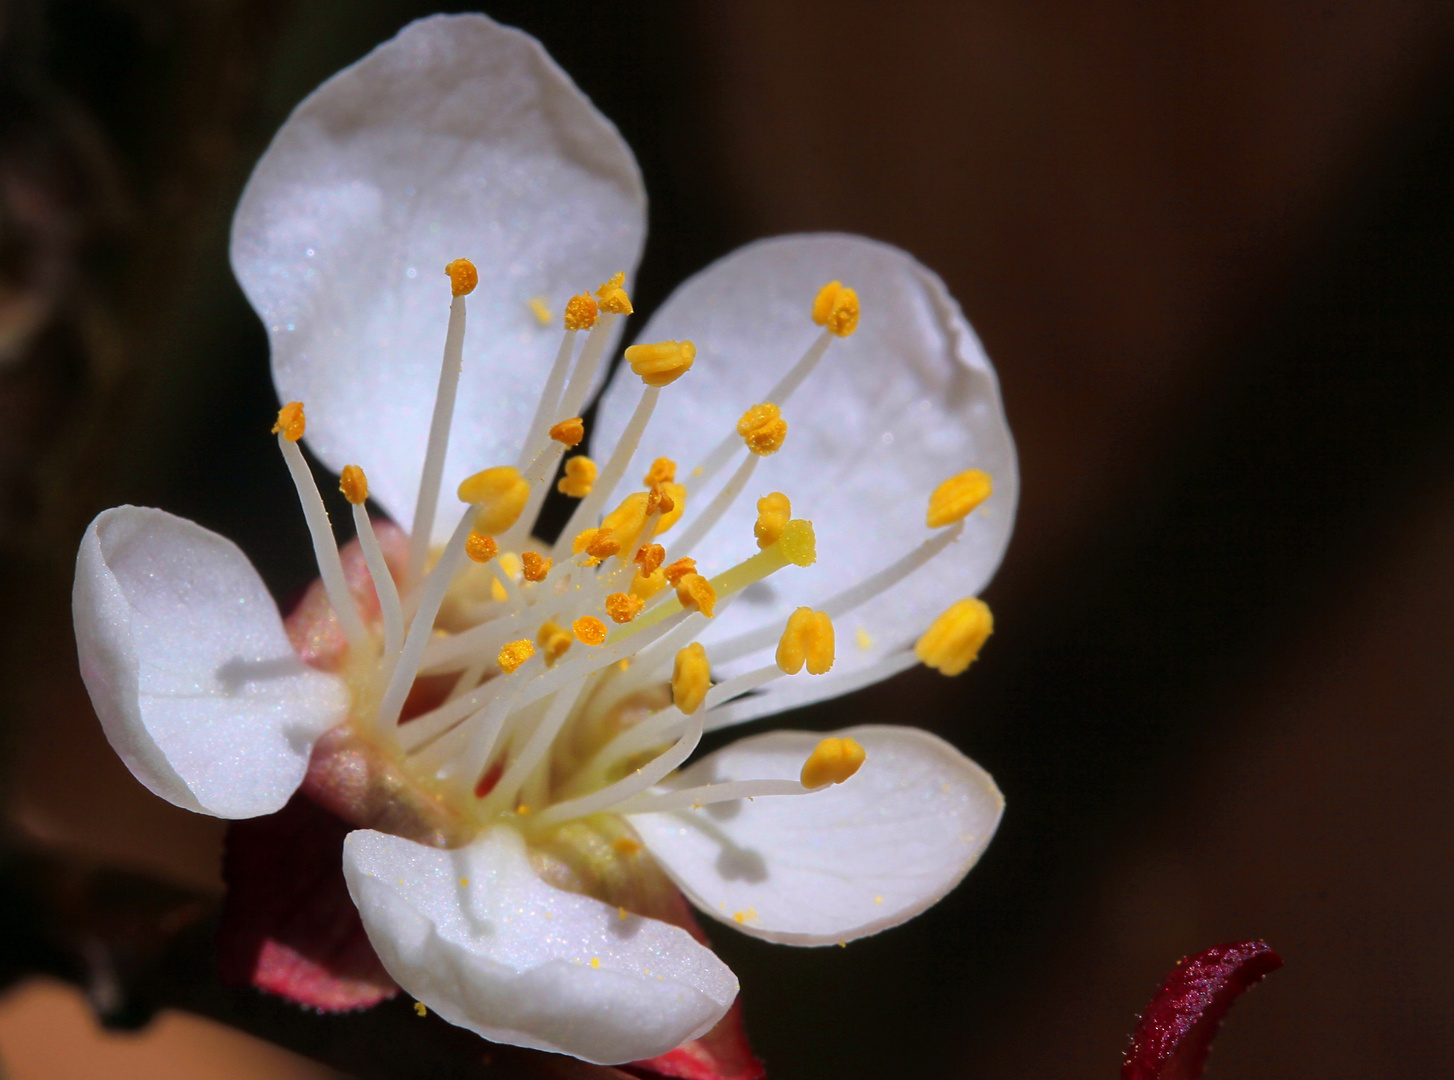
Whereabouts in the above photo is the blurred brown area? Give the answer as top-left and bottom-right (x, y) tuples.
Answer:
(2, 0), (1454, 1078)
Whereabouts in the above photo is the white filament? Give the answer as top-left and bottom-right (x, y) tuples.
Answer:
(408, 292), (468, 585)
(351, 502), (403, 657)
(278, 436), (368, 651)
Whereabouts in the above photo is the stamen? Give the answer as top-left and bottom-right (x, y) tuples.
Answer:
(811, 281), (860, 337)
(477, 679), (589, 817)
(605, 592), (644, 624)
(672, 642), (711, 714)
(776, 608), (835, 674)
(663, 558), (696, 585)
(532, 712), (704, 828)
(552, 383), (662, 559)
(408, 260), (476, 584)
(595, 272), (633, 315)
(915, 597), (993, 675)
(498, 639), (535, 673)
(668, 453), (760, 556)
(611, 778), (807, 816)
(521, 551), (552, 582)
(754, 492), (791, 549)
(926, 469), (993, 529)
(564, 293), (599, 331)
(549, 417), (585, 447)
(557, 455), (597, 498)
(275, 407), (368, 652)
(635, 543), (665, 576)
(703, 663), (782, 711)
(341, 465), (404, 657)
(624, 339), (695, 387)
(537, 620), (572, 665)
(643, 458), (676, 486)
(573, 616), (608, 646)
(675, 573), (716, 618)
(737, 402), (788, 456)
(458, 466), (531, 536)
(465, 532), (499, 564)
(800, 736), (866, 788)
(514, 304), (584, 471)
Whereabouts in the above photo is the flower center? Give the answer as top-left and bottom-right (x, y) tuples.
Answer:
(277, 265), (990, 843)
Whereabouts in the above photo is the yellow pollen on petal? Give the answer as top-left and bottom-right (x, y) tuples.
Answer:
(549, 417), (585, 447)
(624, 339), (695, 387)
(445, 258), (478, 297)
(498, 638), (535, 673)
(732, 908), (758, 925)
(675, 573), (716, 617)
(590, 957), (601, 969)
(573, 616), (608, 646)
(521, 551), (552, 582)
(459, 466), (530, 534)
(460, 877), (470, 886)
(595, 271), (633, 315)
(630, 567), (667, 600)
(737, 402), (788, 455)
(635, 543), (665, 576)
(605, 592), (644, 624)
(339, 464), (369, 505)
(557, 455), (597, 498)
(612, 835), (642, 855)
(643, 457), (677, 486)
(800, 736), (867, 789)
(672, 642), (711, 714)
(776, 607), (835, 675)
(915, 597), (993, 676)
(663, 557), (697, 586)
(564, 292), (599, 331)
(537, 621), (572, 666)
(272, 401), (306, 442)
(528, 296), (552, 326)
(927, 469), (993, 528)
(856, 626), (874, 650)
(754, 491), (791, 549)
(465, 532), (499, 564)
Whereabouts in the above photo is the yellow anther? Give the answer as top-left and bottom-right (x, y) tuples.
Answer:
(672, 642), (711, 715)
(564, 292), (599, 331)
(499, 551), (522, 580)
(595, 271), (633, 315)
(415, 1002), (428, 1017)
(737, 402), (788, 455)
(663, 557), (697, 586)
(605, 591), (645, 624)
(445, 258), (478, 297)
(675, 572), (716, 618)
(339, 464), (369, 505)
(521, 551), (552, 582)
(635, 543), (665, 576)
(652, 483), (686, 533)
(465, 532), (499, 564)
(777, 519), (817, 567)
(643, 457), (677, 486)
(458, 466), (530, 534)
(585, 528), (621, 560)
(776, 608), (835, 675)
(646, 484), (674, 517)
(624, 339), (695, 387)
(490, 576), (508, 603)
(811, 281), (860, 337)
(927, 469), (993, 529)
(549, 417), (585, 447)
(630, 567), (667, 600)
(528, 296), (552, 326)
(602, 493), (649, 549)
(497, 638), (535, 673)
(800, 736), (867, 789)
(272, 401), (306, 442)
(754, 491), (792, 549)
(573, 616), (608, 646)
(536, 620), (572, 666)
(915, 597), (993, 676)
(557, 455), (597, 498)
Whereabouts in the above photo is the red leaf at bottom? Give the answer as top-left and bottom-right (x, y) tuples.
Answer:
(622, 998), (763, 1080)
(218, 793), (398, 1012)
(1122, 939), (1282, 1080)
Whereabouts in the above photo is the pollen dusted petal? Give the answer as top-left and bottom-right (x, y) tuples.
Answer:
(341, 827), (737, 1064)
(593, 233), (1016, 723)
(629, 726), (1003, 945)
(74, 506), (346, 818)
(233, 13), (645, 546)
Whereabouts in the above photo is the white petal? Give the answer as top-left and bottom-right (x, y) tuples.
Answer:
(232, 14), (646, 542)
(72, 507), (347, 818)
(342, 826), (737, 1064)
(629, 725), (1003, 946)
(595, 235), (1016, 717)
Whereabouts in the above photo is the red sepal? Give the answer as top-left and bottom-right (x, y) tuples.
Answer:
(623, 999), (764, 1080)
(218, 793), (398, 1012)
(1122, 939), (1282, 1080)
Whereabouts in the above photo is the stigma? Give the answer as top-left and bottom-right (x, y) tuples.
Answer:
(275, 267), (997, 842)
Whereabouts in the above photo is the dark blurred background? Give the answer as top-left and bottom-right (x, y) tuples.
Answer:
(2, 0), (1453, 1077)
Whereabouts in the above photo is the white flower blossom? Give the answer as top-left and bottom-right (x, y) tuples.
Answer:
(71, 13), (1016, 1066)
